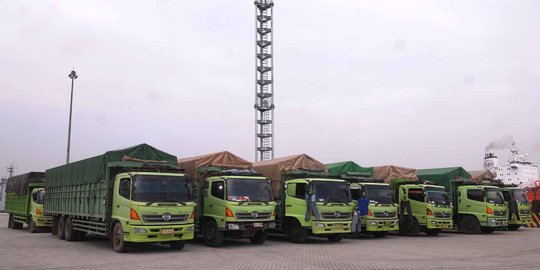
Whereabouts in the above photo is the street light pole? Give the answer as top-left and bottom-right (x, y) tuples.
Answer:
(66, 69), (78, 164)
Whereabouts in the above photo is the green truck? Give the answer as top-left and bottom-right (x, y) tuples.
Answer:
(44, 144), (195, 252)
(327, 161), (398, 237)
(500, 185), (531, 230)
(178, 151), (276, 247)
(253, 154), (354, 243)
(5, 172), (52, 232)
(418, 167), (507, 234)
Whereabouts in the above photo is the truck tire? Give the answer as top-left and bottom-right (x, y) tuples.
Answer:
(507, 224), (521, 231)
(28, 218), (38, 233)
(13, 218), (23, 229)
(249, 230), (267, 244)
(203, 219), (224, 247)
(169, 241), (186, 250)
(425, 229), (441, 236)
(64, 217), (79, 241)
(112, 222), (129, 253)
(399, 217), (420, 236)
(327, 234), (344, 242)
(372, 231), (387, 238)
(57, 217), (66, 240)
(8, 214), (14, 229)
(480, 227), (495, 234)
(459, 216), (481, 234)
(287, 219), (308, 244)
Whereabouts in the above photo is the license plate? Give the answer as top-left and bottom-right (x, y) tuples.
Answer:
(334, 223), (343, 228)
(161, 228), (174, 235)
(253, 223), (263, 228)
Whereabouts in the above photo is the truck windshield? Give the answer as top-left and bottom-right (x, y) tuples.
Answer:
(485, 187), (504, 204)
(226, 178), (272, 202)
(364, 185), (395, 204)
(33, 190), (45, 204)
(512, 189), (529, 204)
(313, 181), (351, 203)
(425, 187), (449, 205)
(132, 175), (192, 203)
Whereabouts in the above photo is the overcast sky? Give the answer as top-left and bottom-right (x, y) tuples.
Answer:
(1, 0), (539, 177)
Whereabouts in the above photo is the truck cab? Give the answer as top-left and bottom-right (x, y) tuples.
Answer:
(500, 186), (531, 230)
(456, 185), (507, 233)
(395, 183), (453, 236)
(27, 188), (52, 232)
(195, 174), (276, 247)
(280, 178), (354, 243)
(350, 182), (398, 237)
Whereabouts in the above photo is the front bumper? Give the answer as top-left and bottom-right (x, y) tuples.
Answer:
(124, 223), (195, 243)
(365, 219), (399, 232)
(33, 216), (53, 227)
(509, 215), (531, 225)
(483, 218), (507, 227)
(311, 220), (352, 235)
(225, 220), (276, 231)
(426, 218), (453, 229)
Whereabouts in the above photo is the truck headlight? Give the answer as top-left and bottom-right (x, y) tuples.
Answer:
(268, 222), (276, 229)
(186, 226), (194, 232)
(228, 223), (240, 230)
(134, 228), (147, 234)
(367, 221), (377, 226)
(317, 223), (325, 227)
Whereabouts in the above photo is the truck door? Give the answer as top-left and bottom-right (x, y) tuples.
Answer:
(113, 177), (132, 223)
(205, 180), (225, 223)
(407, 188), (426, 224)
(464, 188), (485, 216)
(285, 183), (308, 223)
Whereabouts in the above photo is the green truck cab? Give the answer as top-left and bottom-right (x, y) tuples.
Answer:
(5, 172), (52, 232)
(253, 154), (354, 243)
(418, 167), (507, 234)
(326, 161), (398, 237)
(499, 186), (531, 230)
(178, 151), (276, 247)
(45, 144), (195, 252)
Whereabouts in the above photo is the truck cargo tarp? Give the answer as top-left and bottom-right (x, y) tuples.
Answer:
(373, 165), (418, 183)
(469, 170), (495, 181)
(417, 167), (471, 191)
(252, 154), (327, 196)
(46, 143), (178, 187)
(326, 161), (373, 177)
(177, 151), (252, 182)
(6, 172), (45, 195)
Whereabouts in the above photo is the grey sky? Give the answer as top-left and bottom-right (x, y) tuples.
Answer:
(1, 0), (539, 176)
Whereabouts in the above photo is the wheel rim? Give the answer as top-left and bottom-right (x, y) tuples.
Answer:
(291, 224), (300, 239)
(206, 225), (216, 240)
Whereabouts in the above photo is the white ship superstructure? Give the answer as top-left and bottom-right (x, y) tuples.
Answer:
(484, 144), (538, 187)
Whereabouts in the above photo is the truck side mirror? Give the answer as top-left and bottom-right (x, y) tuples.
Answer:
(203, 189), (208, 197)
(308, 185), (314, 196)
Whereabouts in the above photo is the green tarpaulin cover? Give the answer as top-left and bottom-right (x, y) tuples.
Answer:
(417, 167), (471, 191)
(326, 161), (373, 177)
(6, 172), (45, 195)
(45, 143), (178, 187)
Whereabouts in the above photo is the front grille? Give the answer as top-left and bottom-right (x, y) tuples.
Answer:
(142, 214), (189, 223)
(519, 209), (530, 215)
(235, 212), (272, 220)
(493, 210), (506, 217)
(372, 211), (396, 219)
(321, 212), (352, 220)
(434, 212), (452, 219)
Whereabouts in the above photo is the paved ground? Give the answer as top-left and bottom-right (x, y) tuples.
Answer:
(0, 213), (539, 270)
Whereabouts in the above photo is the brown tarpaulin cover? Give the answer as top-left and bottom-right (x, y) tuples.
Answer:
(470, 170), (495, 182)
(177, 151), (251, 183)
(373, 165), (418, 183)
(252, 154), (328, 196)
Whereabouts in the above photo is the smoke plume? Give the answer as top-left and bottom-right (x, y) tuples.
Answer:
(485, 135), (515, 152)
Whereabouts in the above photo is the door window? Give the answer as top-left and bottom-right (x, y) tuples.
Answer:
(211, 181), (225, 199)
(119, 178), (131, 199)
(408, 188), (424, 202)
(467, 189), (483, 202)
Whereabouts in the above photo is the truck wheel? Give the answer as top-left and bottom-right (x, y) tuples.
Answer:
(480, 227), (495, 234)
(327, 234), (344, 242)
(8, 214), (14, 229)
(13, 218), (23, 229)
(459, 216), (481, 234)
(399, 217), (420, 236)
(287, 219), (308, 243)
(112, 222), (129, 253)
(507, 224), (521, 231)
(203, 219), (224, 247)
(425, 229), (441, 236)
(28, 218), (38, 233)
(169, 241), (186, 250)
(372, 231), (387, 238)
(57, 217), (65, 240)
(249, 230), (267, 244)
(64, 217), (79, 241)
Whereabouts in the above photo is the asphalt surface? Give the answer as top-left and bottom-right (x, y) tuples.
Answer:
(0, 213), (539, 270)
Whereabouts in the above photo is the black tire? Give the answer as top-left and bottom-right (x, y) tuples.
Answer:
(425, 229), (441, 236)
(372, 231), (388, 238)
(203, 219), (224, 247)
(28, 218), (38, 233)
(58, 217), (65, 239)
(287, 219), (308, 244)
(13, 218), (23, 229)
(480, 227), (495, 234)
(399, 217), (420, 236)
(51, 217), (59, 236)
(8, 214), (14, 229)
(327, 234), (344, 242)
(169, 241), (186, 250)
(459, 216), (481, 234)
(249, 230), (267, 244)
(507, 224), (521, 231)
(112, 222), (128, 253)
(64, 217), (79, 241)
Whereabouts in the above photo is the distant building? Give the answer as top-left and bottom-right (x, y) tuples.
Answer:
(0, 177), (7, 212)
